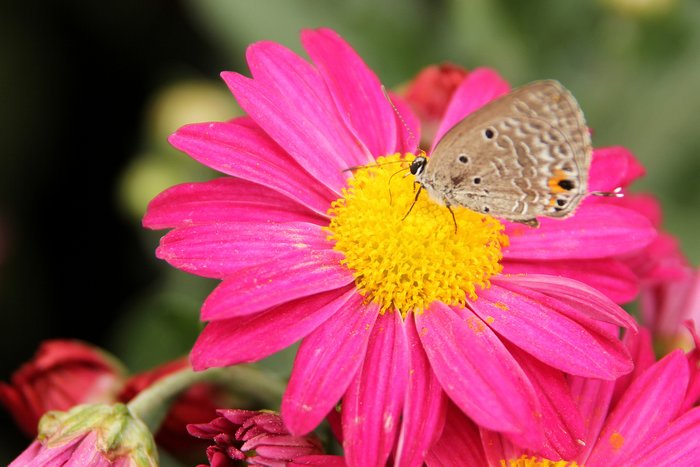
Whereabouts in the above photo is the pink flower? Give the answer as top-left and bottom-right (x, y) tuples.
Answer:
(10, 403), (158, 467)
(402, 63), (470, 146)
(187, 409), (339, 467)
(641, 258), (699, 353)
(427, 329), (700, 465)
(145, 28), (655, 464)
(0, 339), (125, 437)
(619, 194), (699, 352)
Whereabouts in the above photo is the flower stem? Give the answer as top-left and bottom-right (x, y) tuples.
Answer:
(127, 365), (286, 433)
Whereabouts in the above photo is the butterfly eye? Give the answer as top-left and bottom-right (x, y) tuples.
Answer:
(410, 156), (427, 176)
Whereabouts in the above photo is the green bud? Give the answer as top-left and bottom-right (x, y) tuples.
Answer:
(38, 403), (158, 466)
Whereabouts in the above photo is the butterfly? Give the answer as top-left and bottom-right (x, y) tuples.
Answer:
(408, 80), (595, 228)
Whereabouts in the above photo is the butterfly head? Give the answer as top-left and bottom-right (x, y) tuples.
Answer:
(409, 155), (427, 178)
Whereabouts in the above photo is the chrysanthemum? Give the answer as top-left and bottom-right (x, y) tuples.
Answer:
(617, 193), (700, 352)
(144, 28), (655, 465)
(427, 328), (700, 466)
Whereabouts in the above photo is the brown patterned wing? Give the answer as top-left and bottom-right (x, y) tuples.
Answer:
(421, 80), (592, 224)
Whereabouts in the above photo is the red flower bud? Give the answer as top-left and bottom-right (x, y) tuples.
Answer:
(403, 63), (469, 145)
(0, 339), (125, 437)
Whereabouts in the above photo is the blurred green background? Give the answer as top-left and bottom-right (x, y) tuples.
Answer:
(1, 0), (699, 464)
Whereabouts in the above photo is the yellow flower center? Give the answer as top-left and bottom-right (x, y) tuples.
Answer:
(326, 153), (508, 316)
(501, 456), (581, 467)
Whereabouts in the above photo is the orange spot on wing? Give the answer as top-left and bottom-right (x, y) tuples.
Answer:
(547, 169), (569, 195)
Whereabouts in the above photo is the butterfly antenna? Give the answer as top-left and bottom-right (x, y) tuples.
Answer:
(342, 160), (408, 173)
(381, 85), (418, 151)
(387, 166), (409, 205)
(589, 186), (624, 198)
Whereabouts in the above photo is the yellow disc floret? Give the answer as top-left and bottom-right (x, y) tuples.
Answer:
(500, 455), (581, 467)
(326, 153), (508, 316)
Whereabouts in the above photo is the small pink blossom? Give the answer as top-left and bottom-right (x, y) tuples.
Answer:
(10, 403), (158, 467)
(187, 409), (338, 467)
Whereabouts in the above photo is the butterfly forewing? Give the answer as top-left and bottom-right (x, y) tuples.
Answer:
(418, 80), (592, 225)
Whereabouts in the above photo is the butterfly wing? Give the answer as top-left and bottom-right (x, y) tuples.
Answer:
(421, 80), (592, 224)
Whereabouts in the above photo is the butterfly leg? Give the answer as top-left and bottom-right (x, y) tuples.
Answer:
(444, 201), (458, 234)
(515, 218), (540, 228)
(402, 184), (423, 221)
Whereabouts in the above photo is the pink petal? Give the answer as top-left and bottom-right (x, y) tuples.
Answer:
(343, 312), (408, 467)
(611, 328), (656, 408)
(588, 146), (645, 193)
(632, 233), (690, 295)
(682, 322), (700, 412)
(12, 436), (84, 466)
(431, 68), (510, 152)
(9, 441), (43, 467)
(425, 404), (488, 466)
(282, 295), (379, 436)
(626, 406), (700, 465)
(616, 193), (662, 227)
(503, 203), (656, 260)
(301, 28), (398, 157)
(415, 302), (543, 448)
(201, 249), (353, 321)
(479, 428), (520, 467)
(498, 274), (638, 331)
(502, 258), (639, 304)
(65, 432), (112, 467)
(291, 455), (347, 466)
(567, 375), (615, 463)
(508, 346), (586, 460)
(144, 177), (326, 230)
(168, 119), (336, 215)
(394, 314), (447, 467)
(225, 41), (370, 189)
(190, 286), (354, 369)
(587, 351), (688, 465)
(156, 221), (332, 279)
(473, 279), (633, 379)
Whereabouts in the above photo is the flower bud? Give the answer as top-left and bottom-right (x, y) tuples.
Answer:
(10, 403), (158, 466)
(0, 339), (125, 437)
(402, 63), (469, 145)
(188, 409), (337, 466)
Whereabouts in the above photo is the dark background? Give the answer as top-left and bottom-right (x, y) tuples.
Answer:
(0, 1), (226, 460)
(2, 0), (699, 464)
